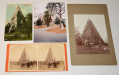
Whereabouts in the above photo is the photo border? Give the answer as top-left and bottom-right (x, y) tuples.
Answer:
(5, 43), (68, 72)
(67, 4), (117, 65)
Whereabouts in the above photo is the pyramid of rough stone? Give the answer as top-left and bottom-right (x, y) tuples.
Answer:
(45, 47), (56, 63)
(19, 48), (29, 64)
(9, 6), (24, 33)
(82, 19), (104, 44)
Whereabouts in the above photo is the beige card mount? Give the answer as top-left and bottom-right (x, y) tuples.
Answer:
(67, 4), (117, 65)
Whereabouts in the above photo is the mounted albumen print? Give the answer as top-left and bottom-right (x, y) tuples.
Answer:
(74, 14), (110, 54)
(68, 4), (117, 65)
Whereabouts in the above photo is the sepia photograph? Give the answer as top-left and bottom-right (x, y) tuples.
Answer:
(74, 14), (110, 54)
(4, 4), (32, 41)
(8, 45), (37, 71)
(38, 44), (66, 70)
(6, 43), (67, 72)
(34, 2), (67, 42)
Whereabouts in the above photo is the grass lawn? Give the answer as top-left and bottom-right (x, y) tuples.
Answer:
(76, 45), (110, 54)
(4, 33), (32, 41)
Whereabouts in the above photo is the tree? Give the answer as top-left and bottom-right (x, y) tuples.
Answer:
(5, 23), (11, 33)
(25, 13), (32, 37)
(46, 3), (65, 27)
(82, 19), (104, 44)
(17, 11), (26, 33)
(75, 27), (82, 45)
(55, 17), (60, 25)
(36, 18), (42, 26)
(14, 31), (20, 40)
(10, 25), (16, 33)
(43, 11), (52, 27)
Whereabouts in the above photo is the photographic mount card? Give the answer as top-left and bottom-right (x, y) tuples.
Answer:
(67, 4), (117, 65)
(5, 43), (68, 72)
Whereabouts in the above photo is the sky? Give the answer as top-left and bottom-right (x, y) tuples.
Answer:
(34, 2), (66, 22)
(9, 44), (37, 61)
(5, 4), (32, 25)
(74, 14), (108, 42)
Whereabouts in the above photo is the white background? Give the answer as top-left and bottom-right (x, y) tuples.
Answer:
(0, 0), (119, 75)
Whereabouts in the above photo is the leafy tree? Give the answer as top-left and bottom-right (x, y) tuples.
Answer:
(61, 20), (66, 27)
(5, 23), (11, 33)
(55, 17), (60, 25)
(14, 31), (20, 40)
(43, 11), (52, 27)
(17, 11), (26, 33)
(25, 13), (32, 37)
(75, 27), (82, 45)
(36, 18), (42, 26)
(46, 3), (65, 27)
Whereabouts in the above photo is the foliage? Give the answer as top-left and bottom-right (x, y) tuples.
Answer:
(55, 17), (60, 25)
(81, 19), (104, 44)
(14, 31), (20, 40)
(5, 6), (32, 41)
(25, 13), (32, 37)
(46, 3), (57, 15)
(17, 11), (26, 33)
(46, 3), (65, 27)
(4, 36), (13, 41)
(43, 11), (52, 27)
(61, 20), (66, 27)
(75, 27), (82, 45)
(10, 26), (17, 33)
(36, 18), (42, 26)
(5, 23), (11, 33)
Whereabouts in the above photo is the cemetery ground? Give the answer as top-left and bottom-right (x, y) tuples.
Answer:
(4, 33), (32, 41)
(34, 24), (67, 42)
(76, 45), (110, 54)
(38, 63), (65, 70)
(9, 63), (37, 70)
(34, 24), (66, 33)
(34, 24), (58, 29)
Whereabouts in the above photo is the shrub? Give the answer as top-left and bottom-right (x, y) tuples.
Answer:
(14, 31), (20, 40)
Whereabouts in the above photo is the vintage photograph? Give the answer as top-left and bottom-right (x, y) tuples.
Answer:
(6, 43), (67, 72)
(4, 4), (32, 41)
(38, 44), (66, 70)
(74, 14), (110, 54)
(34, 2), (67, 42)
(8, 45), (37, 71)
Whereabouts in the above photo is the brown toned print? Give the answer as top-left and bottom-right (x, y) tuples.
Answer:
(74, 14), (110, 54)
(38, 44), (66, 70)
(6, 43), (67, 72)
(68, 4), (117, 65)
(8, 45), (37, 71)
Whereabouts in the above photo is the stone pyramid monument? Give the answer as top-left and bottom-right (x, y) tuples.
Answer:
(8, 5), (23, 33)
(45, 47), (56, 63)
(19, 47), (29, 64)
(82, 19), (104, 44)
